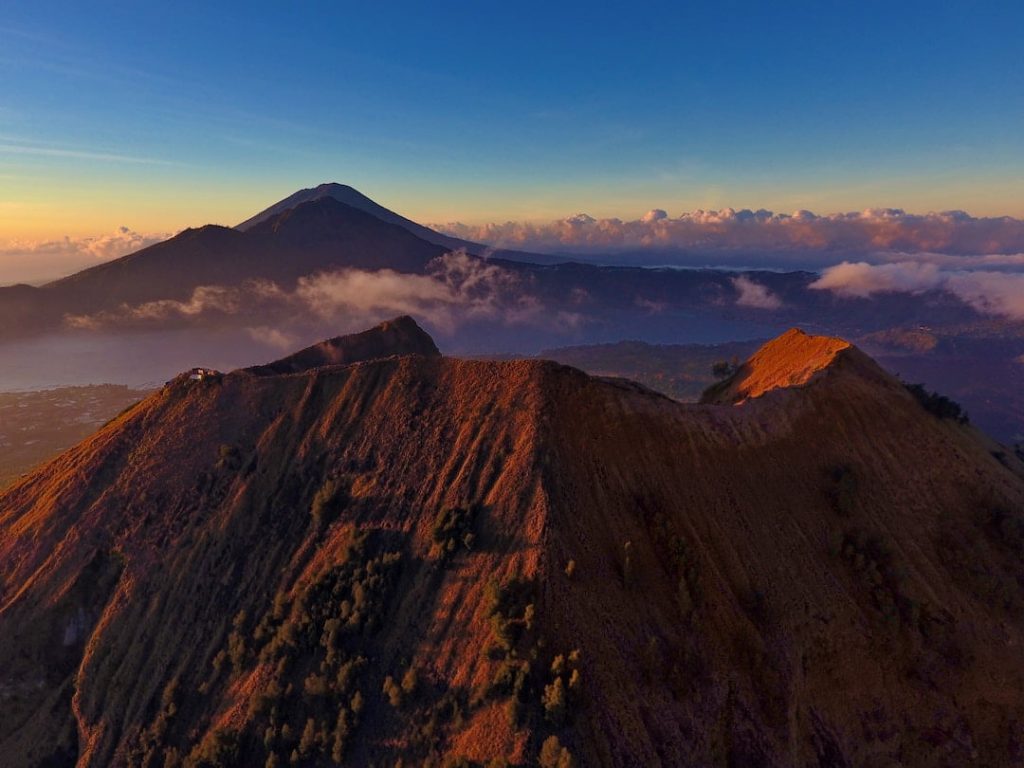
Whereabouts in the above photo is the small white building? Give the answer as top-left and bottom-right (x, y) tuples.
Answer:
(188, 368), (220, 381)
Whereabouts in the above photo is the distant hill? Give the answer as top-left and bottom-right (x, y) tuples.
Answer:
(2, 318), (1023, 766)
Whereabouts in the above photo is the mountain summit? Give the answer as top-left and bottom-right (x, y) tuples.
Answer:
(1, 323), (1022, 766)
(237, 182), (474, 253)
(250, 316), (441, 375)
(700, 327), (888, 404)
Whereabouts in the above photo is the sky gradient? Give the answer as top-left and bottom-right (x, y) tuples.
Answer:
(1, 1), (1023, 278)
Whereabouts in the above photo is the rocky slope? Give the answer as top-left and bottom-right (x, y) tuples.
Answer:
(1, 319), (1022, 767)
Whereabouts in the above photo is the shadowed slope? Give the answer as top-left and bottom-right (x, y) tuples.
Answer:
(249, 315), (441, 375)
(0, 324), (1022, 767)
(0, 199), (451, 339)
(237, 182), (475, 254)
(236, 182), (567, 266)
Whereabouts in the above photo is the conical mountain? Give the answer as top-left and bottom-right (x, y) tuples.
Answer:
(237, 182), (475, 254)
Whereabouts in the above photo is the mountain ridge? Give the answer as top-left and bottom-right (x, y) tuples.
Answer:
(247, 315), (441, 375)
(1, 321), (1022, 766)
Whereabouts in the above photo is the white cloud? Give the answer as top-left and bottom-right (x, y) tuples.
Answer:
(64, 251), (551, 333)
(810, 261), (1024, 320)
(732, 275), (783, 309)
(808, 261), (943, 298)
(245, 326), (298, 350)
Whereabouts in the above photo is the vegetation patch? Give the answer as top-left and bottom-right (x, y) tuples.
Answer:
(128, 529), (408, 766)
(431, 504), (480, 559)
(309, 475), (353, 530)
(904, 383), (969, 424)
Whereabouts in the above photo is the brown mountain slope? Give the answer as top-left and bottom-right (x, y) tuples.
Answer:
(700, 327), (875, 404)
(1, 322), (1023, 767)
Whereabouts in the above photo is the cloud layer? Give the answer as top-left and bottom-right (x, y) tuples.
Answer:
(811, 261), (1024, 320)
(65, 251), (547, 333)
(1, 227), (172, 284)
(434, 208), (1024, 261)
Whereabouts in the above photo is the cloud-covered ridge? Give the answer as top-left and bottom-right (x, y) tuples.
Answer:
(434, 208), (1024, 257)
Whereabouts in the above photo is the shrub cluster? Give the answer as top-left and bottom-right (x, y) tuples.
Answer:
(542, 650), (582, 726)
(310, 475), (352, 530)
(431, 505), (479, 559)
(218, 530), (402, 765)
(904, 383), (969, 424)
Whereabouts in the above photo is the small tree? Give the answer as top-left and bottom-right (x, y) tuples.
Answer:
(401, 666), (418, 697)
(297, 718), (317, 758)
(310, 476), (351, 530)
(542, 677), (567, 725)
(383, 675), (403, 708)
(539, 736), (576, 768)
(712, 359), (737, 379)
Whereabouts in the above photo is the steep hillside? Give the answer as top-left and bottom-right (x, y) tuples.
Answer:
(1, 320), (1023, 767)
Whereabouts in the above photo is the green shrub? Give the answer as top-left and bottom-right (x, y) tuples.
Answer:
(401, 666), (419, 697)
(297, 718), (317, 758)
(184, 728), (239, 768)
(431, 505), (479, 558)
(383, 675), (403, 708)
(310, 476), (351, 530)
(216, 444), (241, 471)
(542, 677), (566, 725)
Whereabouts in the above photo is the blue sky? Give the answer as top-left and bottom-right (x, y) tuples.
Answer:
(1, 0), (1023, 240)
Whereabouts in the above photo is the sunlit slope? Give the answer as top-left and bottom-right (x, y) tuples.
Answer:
(0, 321), (1022, 766)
